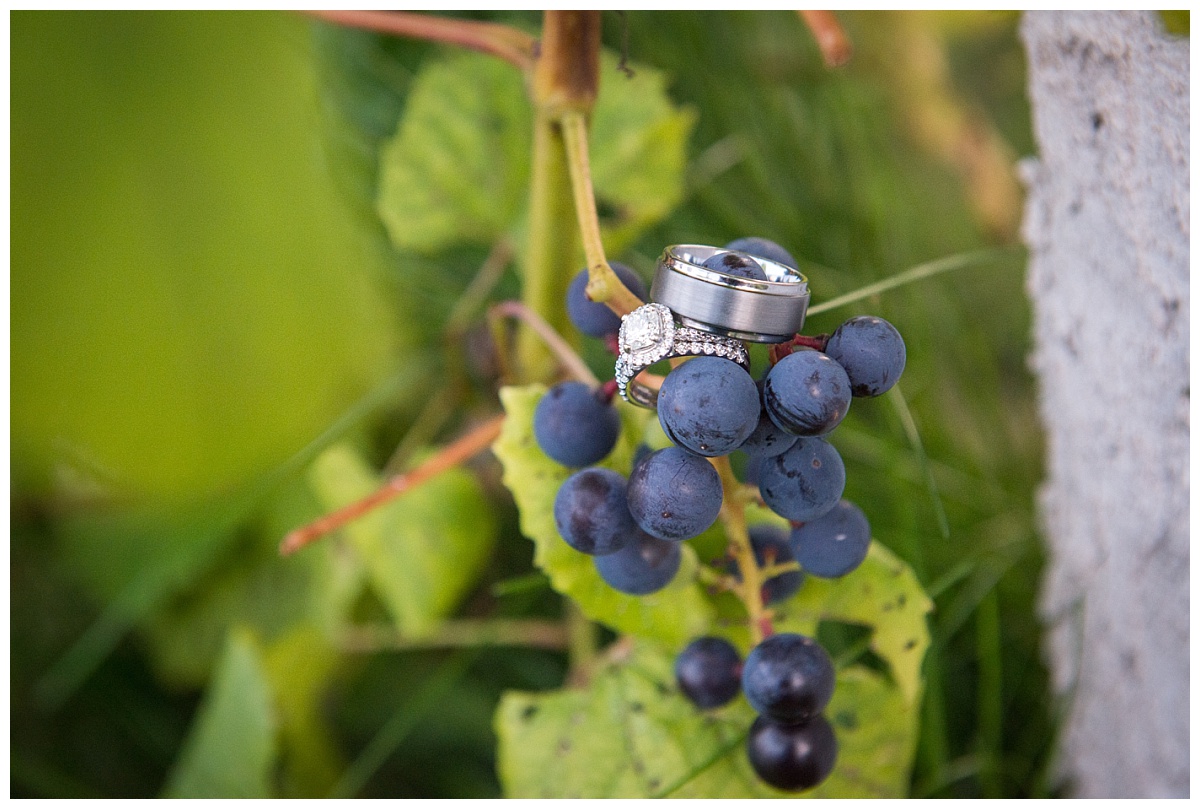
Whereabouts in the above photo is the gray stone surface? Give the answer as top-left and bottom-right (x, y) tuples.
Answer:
(1020, 11), (1189, 798)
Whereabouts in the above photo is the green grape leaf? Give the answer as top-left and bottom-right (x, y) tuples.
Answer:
(375, 50), (692, 255)
(376, 51), (532, 253)
(496, 640), (915, 798)
(493, 385), (714, 647)
(773, 541), (932, 705)
(589, 51), (696, 253)
(163, 628), (278, 798)
(307, 442), (496, 638)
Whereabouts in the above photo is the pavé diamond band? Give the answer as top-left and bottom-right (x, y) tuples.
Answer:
(652, 244), (810, 343)
(616, 303), (750, 408)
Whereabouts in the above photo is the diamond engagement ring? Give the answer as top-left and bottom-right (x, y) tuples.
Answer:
(615, 303), (750, 408)
(651, 244), (810, 343)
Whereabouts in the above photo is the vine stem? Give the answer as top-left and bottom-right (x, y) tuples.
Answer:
(304, 10), (535, 70)
(489, 300), (599, 386)
(710, 455), (770, 644)
(278, 414), (504, 556)
(560, 110), (643, 318)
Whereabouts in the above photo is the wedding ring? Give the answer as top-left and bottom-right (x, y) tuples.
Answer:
(615, 303), (750, 408)
(651, 244), (810, 343)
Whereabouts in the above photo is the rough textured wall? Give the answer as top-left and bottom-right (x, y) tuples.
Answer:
(1020, 11), (1188, 798)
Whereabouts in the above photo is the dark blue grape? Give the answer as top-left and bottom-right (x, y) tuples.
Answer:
(565, 262), (648, 338)
(789, 500), (871, 578)
(658, 357), (760, 457)
(553, 468), (636, 556)
(726, 524), (805, 604)
(741, 452), (764, 486)
(627, 446), (723, 541)
(675, 636), (743, 709)
(824, 315), (906, 397)
(724, 237), (798, 270)
(762, 351), (851, 436)
(739, 381), (798, 458)
(534, 381), (620, 467)
(701, 250), (769, 281)
(757, 437), (845, 523)
(747, 713), (837, 792)
(742, 633), (835, 724)
(593, 529), (681, 594)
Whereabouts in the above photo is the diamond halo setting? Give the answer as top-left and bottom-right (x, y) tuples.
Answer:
(616, 302), (750, 408)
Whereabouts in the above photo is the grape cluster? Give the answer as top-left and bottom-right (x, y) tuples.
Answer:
(536, 242), (906, 792)
(673, 632), (838, 792)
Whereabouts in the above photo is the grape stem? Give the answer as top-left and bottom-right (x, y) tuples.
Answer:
(768, 333), (830, 364)
(278, 414), (505, 556)
(710, 455), (772, 644)
(304, 10), (536, 70)
(560, 110), (643, 319)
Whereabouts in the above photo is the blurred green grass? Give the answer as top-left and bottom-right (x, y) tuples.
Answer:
(11, 10), (1053, 798)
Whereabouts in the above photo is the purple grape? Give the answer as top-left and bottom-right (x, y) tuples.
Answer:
(747, 713), (837, 792)
(626, 446), (723, 541)
(741, 633), (835, 724)
(724, 237), (798, 270)
(593, 529), (681, 595)
(553, 467), (636, 556)
(658, 357), (760, 457)
(701, 250), (769, 281)
(565, 262), (648, 338)
(534, 381), (620, 468)
(762, 351), (851, 436)
(675, 636), (743, 709)
(757, 437), (845, 523)
(824, 315), (906, 397)
(739, 381), (799, 458)
(788, 500), (871, 578)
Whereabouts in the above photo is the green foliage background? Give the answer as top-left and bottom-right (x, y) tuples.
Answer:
(12, 10), (1054, 798)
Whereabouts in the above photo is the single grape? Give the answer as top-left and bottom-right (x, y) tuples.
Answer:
(747, 713), (838, 792)
(724, 236), (798, 270)
(627, 446), (723, 541)
(701, 250), (769, 281)
(824, 315), (906, 397)
(789, 500), (871, 578)
(593, 529), (681, 595)
(762, 350), (851, 436)
(565, 262), (648, 338)
(553, 467), (637, 556)
(757, 437), (845, 523)
(675, 636), (743, 709)
(658, 357), (760, 457)
(726, 524), (805, 604)
(741, 452), (764, 486)
(534, 381), (620, 468)
(741, 633), (835, 724)
(739, 381), (798, 458)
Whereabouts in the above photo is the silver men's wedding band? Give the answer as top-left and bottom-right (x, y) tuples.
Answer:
(651, 244), (810, 343)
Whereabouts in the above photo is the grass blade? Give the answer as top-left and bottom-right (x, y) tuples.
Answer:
(807, 248), (1019, 316)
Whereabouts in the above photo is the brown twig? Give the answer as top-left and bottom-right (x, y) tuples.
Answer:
(489, 300), (599, 386)
(279, 414), (505, 556)
(305, 10), (536, 71)
(797, 11), (853, 67)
